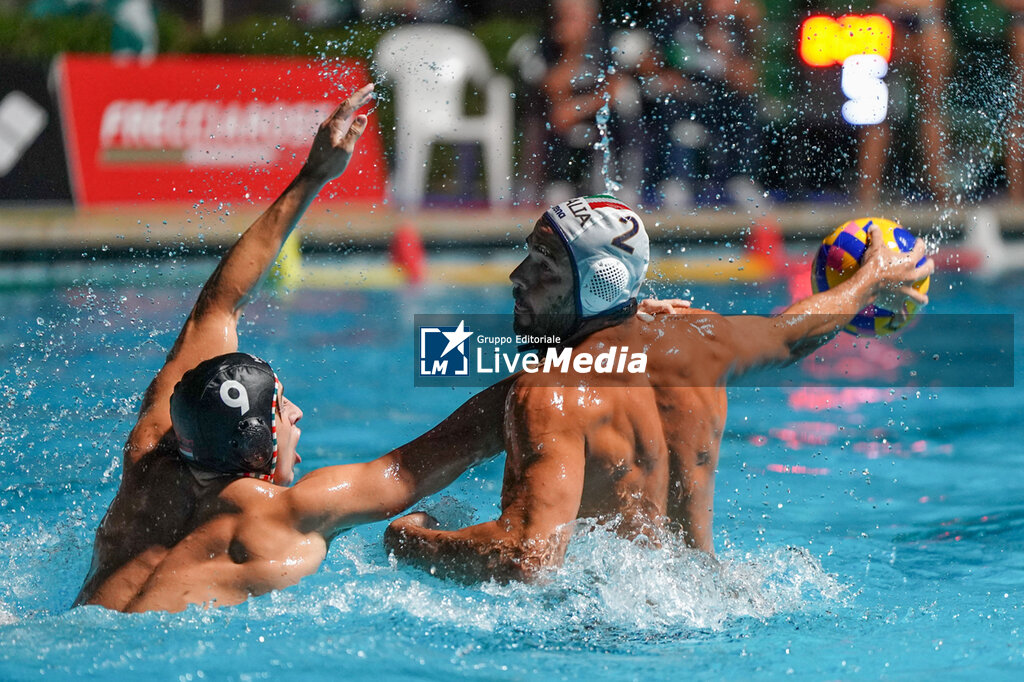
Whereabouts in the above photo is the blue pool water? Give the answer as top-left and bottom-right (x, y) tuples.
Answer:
(1, 257), (1022, 679)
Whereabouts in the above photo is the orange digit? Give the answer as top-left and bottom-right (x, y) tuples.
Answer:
(799, 14), (893, 68)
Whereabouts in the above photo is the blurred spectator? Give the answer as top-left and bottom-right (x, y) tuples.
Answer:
(293, 0), (357, 27)
(996, 0), (1024, 202)
(858, 0), (951, 205)
(637, 0), (763, 208)
(539, 0), (620, 203)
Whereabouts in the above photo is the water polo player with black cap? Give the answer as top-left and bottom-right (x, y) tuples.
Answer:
(75, 87), (694, 613)
(385, 196), (933, 584)
(73, 84), (525, 613)
(170, 353), (283, 481)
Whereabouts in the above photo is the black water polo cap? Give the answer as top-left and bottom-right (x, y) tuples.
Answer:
(170, 352), (280, 480)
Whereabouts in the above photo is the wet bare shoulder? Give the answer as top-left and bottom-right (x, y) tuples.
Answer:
(626, 311), (736, 386)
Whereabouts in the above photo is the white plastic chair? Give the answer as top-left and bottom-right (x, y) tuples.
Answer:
(375, 25), (513, 207)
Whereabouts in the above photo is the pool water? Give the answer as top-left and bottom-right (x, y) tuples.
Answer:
(0, 258), (1021, 679)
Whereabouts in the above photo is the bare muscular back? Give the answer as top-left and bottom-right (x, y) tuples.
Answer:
(501, 313), (728, 552)
(76, 438), (325, 613)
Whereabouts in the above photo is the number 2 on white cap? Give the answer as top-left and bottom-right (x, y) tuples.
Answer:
(613, 216), (639, 254)
(220, 380), (250, 415)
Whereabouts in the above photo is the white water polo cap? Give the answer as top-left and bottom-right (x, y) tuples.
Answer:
(544, 195), (650, 319)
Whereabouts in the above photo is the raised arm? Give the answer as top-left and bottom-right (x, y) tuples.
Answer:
(716, 224), (934, 379)
(125, 84), (375, 466)
(383, 384), (585, 583)
(285, 375), (517, 540)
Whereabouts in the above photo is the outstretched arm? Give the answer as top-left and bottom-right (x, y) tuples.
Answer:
(383, 385), (585, 583)
(125, 84), (376, 466)
(286, 376), (517, 540)
(714, 224), (934, 379)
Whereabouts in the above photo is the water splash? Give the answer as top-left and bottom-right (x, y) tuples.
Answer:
(594, 94), (622, 196)
(251, 521), (849, 641)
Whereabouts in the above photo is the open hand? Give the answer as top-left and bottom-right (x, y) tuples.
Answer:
(861, 225), (934, 307)
(302, 83), (375, 184)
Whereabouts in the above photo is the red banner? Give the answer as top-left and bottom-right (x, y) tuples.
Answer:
(56, 55), (386, 206)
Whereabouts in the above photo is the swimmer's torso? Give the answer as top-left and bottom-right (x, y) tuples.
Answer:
(75, 439), (326, 613)
(503, 312), (728, 552)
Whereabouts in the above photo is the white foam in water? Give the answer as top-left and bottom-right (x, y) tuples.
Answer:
(481, 521), (848, 633)
(256, 521), (847, 637)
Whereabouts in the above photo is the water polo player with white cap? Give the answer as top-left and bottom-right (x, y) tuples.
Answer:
(387, 201), (935, 584)
(511, 194), (650, 343)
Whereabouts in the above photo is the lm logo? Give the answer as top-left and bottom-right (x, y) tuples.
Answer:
(419, 320), (472, 376)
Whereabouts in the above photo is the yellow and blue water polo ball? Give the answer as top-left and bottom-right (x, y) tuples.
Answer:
(811, 217), (930, 337)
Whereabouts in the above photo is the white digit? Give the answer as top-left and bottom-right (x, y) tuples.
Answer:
(220, 380), (250, 415)
(841, 54), (889, 126)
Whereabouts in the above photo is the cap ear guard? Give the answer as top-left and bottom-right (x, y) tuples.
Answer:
(578, 256), (633, 317)
(242, 376), (280, 483)
(231, 417), (274, 473)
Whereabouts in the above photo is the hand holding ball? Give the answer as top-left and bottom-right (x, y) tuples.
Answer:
(811, 218), (931, 337)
